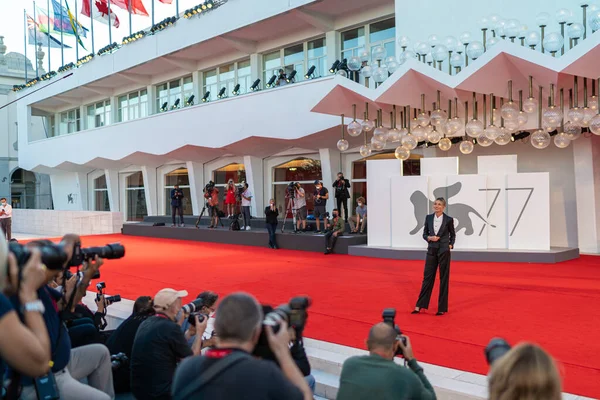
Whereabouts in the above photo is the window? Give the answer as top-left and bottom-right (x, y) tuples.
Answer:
(164, 167), (192, 215)
(262, 39), (326, 86)
(86, 100), (111, 129)
(272, 158), (321, 217)
(263, 51), (281, 86)
(202, 59), (251, 101)
(307, 38), (327, 78)
(59, 108), (81, 135)
(94, 175), (110, 212)
(284, 44), (305, 82)
(118, 89), (148, 122)
(155, 75), (193, 112)
(341, 27), (365, 60)
(213, 163), (246, 205)
(369, 19), (396, 60)
(46, 115), (56, 137)
(126, 172), (147, 222)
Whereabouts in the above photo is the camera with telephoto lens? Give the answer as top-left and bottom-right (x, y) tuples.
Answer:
(96, 281), (121, 304)
(182, 298), (207, 327)
(8, 241), (68, 271)
(263, 296), (311, 335)
(382, 308), (407, 356)
(203, 181), (215, 197)
(485, 337), (512, 366)
(187, 312), (206, 327)
(67, 242), (125, 269)
(110, 352), (129, 371)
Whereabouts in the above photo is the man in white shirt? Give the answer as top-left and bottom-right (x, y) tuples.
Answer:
(241, 183), (253, 231)
(0, 198), (12, 240)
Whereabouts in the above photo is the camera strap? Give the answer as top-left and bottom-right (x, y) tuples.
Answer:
(175, 352), (247, 399)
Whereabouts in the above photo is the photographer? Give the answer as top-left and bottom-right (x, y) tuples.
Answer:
(170, 185), (185, 227)
(205, 184), (220, 229)
(276, 69), (288, 87)
(337, 323), (435, 400)
(349, 197), (367, 234)
(324, 209), (345, 255)
(333, 172), (351, 222)
(131, 288), (205, 400)
(16, 236), (114, 400)
(172, 292), (312, 400)
(265, 199), (279, 249)
(180, 291), (219, 348)
(105, 296), (155, 394)
(240, 183), (253, 230)
(294, 183), (307, 233)
(313, 180), (329, 233)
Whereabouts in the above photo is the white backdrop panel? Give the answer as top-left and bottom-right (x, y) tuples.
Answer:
(421, 157), (459, 176)
(485, 175), (509, 249)
(507, 173), (550, 250)
(367, 159), (403, 246)
(477, 155), (518, 174)
(446, 175), (488, 249)
(427, 175), (449, 215)
(391, 176), (429, 248)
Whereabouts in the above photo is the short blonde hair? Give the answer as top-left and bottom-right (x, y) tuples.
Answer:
(489, 343), (561, 400)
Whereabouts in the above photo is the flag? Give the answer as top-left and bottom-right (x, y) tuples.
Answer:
(36, 5), (54, 33)
(27, 14), (70, 48)
(82, 0), (121, 28)
(108, 0), (149, 16)
(65, 1), (87, 50)
(51, 0), (89, 37)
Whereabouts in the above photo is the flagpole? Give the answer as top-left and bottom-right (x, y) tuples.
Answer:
(152, 0), (155, 26)
(24, 9), (29, 82)
(60, 0), (64, 66)
(108, 0), (112, 44)
(33, 3), (39, 77)
(90, 0), (95, 54)
(74, 0), (79, 60)
(47, 0), (51, 72)
(129, 0), (132, 36)
(176, 0), (179, 17)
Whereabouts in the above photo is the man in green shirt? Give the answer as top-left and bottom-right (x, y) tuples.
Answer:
(324, 208), (345, 255)
(336, 323), (436, 400)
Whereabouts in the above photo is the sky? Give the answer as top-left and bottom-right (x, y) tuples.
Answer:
(0, 0), (208, 75)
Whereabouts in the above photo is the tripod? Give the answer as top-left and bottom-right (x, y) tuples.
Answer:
(281, 195), (297, 233)
(195, 202), (223, 229)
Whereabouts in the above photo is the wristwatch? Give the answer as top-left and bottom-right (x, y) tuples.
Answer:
(21, 300), (45, 314)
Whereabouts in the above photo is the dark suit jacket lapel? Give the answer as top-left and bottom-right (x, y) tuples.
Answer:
(439, 213), (448, 235)
(428, 214), (434, 235)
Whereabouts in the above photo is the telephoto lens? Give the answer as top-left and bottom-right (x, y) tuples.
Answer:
(105, 295), (122, 303)
(9, 241), (68, 270)
(83, 243), (125, 261)
(187, 312), (206, 326)
(485, 337), (512, 365)
(182, 298), (204, 314)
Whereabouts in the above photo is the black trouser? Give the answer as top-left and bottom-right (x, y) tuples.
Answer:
(0, 218), (11, 240)
(242, 206), (251, 228)
(325, 230), (341, 250)
(336, 197), (349, 221)
(171, 205), (184, 225)
(416, 249), (451, 313)
(266, 223), (278, 247)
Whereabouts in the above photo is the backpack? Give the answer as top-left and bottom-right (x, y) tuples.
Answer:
(230, 217), (241, 231)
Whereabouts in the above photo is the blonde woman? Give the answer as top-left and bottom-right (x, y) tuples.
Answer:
(489, 343), (562, 400)
(224, 179), (236, 217)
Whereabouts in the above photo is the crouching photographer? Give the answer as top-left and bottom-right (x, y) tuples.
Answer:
(7, 235), (120, 400)
(337, 309), (435, 400)
(179, 291), (219, 349)
(485, 338), (561, 400)
(172, 292), (313, 400)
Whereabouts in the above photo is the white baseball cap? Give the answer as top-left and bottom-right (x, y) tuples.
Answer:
(153, 288), (188, 311)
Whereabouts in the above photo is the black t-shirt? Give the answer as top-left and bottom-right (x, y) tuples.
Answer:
(314, 187), (328, 207)
(106, 314), (150, 357)
(130, 315), (193, 400)
(172, 348), (304, 400)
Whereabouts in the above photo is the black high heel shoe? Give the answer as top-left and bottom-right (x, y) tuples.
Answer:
(411, 308), (420, 314)
(436, 312), (445, 316)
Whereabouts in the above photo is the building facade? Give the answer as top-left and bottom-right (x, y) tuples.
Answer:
(10, 0), (600, 252)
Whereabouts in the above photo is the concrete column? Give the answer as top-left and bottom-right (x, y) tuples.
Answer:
(319, 148), (341, 214)
(49, 172), (87, 211)
(104, 169), (120, 212)
(76, 172), (89, 210)
(573, 138), (598, 253)
(147, 85), (156, 115)
(192, 71), (201, 105)
(325, 31), (339, 73)
(109, 96), (117, 125)
(186, 161), (204, 215)
(243, 155), (263, 217)
(250, 53), (261, 86)
(141, 166), (158, 216)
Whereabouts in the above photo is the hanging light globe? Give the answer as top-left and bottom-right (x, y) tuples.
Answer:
(488, 14), (500, 27)
(459, 32), (472, 45)
(478, 16), (490, 30)
(466, 119), (484, 137)
(438, 137), (452, 151)
(444, 36), (458, 52)
(568, 107), (585, 125)
(371, 136), (385, 150)
(542, 120), (555, 132)
(504, 119), (519, 132)
(416, 42), (430, 56)
(531, 129), (551, 149)
(484, 124), (501, 140)
(517, 111), (529, 126)
(568, 23), (585, 40)
(487, 37), (501, 48)
(447, 118), (463, 135)
(361, 118), (375, 133)
(361, 65), (373, 78)
(359, 144), (372, 157)
(413, 41), (424, 53)
(416, 112), (430, 127)
(505, 19), (521, 38)
(589, 96), (598, 111)
(466, 41), (485, 59)
(430, 109), (448, 126)
(495, 19), (507, 37)
(427, 129), (442, 144)
(523, 96), (538, 113)
(535, 12), (551, 27)
(372, 46), (387, 61)
(432, 45), (449, 62)
(384, 56), (396, 66)
(583, 108), (596, 126)
(564, 120), (582, 140)
(394, 146), (411, 160)
(553, 133), (571, 148)
(398, 35), (411, 48)
(589, 114), (600, 135)
(347, 120), (363, 137)
(450, 52), (464, 68)
(589, 10), (600, 32)
(425, 53), (434, 64)
(372, 66), (388, 83)
(337, 69), (348, 78)
(477, 135), (494, 147)
(399, 50), (417, 64)
(425, 124), (434, 134)
(401, 134), (418, 150)
(556, 8), (571, 24)
(412, 125), (427, 142)
(543, 106), (563, 127)
(459, 140), (475, 154)
(428, 34), (441, 47)
(388, 128), (401, 143)
(387, 60), (400, 74)
(337, 139), (349, 151)
(499, 101), (519, 121)
(347, 56), (362, 71)
(373, 126), (389, 142)
(543, 32), (564, 54)
(359, 49), (370, 63)
(494, 129), (512, 145)
(398, 127), (409, 137)
(525, 31), (541, 48)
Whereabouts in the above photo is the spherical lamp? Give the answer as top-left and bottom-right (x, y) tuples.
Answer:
(523, 96), (538, 114)
(387, 60), (400, 74)
(427, 129), (442, 144)
(347, 120), (363, 137)
(589, 10), (600, 32)
(466, 41), (485, 59)
(459, 140), (474, 154)
(487, 37), (501, 48)
(477, 135), (494, 147)
(564, 120), (582, 140)
(501, 101), (519, 121)
(361, 117), (375, 133)
(399, 50), (417, 64)
(388, 128), (401, 143)
(568, 107), (585, 125)
(359, 144), (372, 157)
(459, 32), (472, 45)
(505, 19), (521, 39)
(428, 34), (441, 47)
(372, 46), (387, 61)
(543, 106), (563, 127)
(337, 69), (348, 78)
(543, 32), (564, 55)
(394, 146), (411, 160)
(531, 129), (551, 149)
(401, 134), (418, 150)
(444, 36), (458, 52)
(398, 35), (411, 49)
(494, 129), (512, 145)
(438, 137), (452, 151)
(373, 126), (389, 142)
(484, 124), (501, 140)
(412, 125), (427, 142)
(525, 31), (541, 48)
(450, 52), (464, 68)
(568, 22), (585, 40)
(517, 111), (529, 126)
(337, 139), (349, 151)
(466, 119), (484, 137)
(430, 109), (448, 127)
(372, 66), (388, 83)
(556, 8), (571, 24)
(536, 12), (551, 27)
(361, 65), (373, 78)
(589, 114), (600, 135)
(554, 133), (571, 148)
(359, 49), (370, 63)
(370, 136), (385, 151)
(347, 56), (362, 71)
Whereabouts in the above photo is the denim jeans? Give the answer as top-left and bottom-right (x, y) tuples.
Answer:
(305, 374), (316, 394)
(266, 223), (278, 247)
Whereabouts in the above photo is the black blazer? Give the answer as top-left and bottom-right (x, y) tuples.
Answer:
(265, 206), (279, 224)
(422, 213), (456, 252)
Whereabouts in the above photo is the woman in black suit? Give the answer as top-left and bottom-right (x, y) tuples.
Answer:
(265, 199), (279, 249)
(412, 197), (455, 316)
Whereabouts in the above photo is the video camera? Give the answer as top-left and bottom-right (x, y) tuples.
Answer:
(286, 182), (298, 197)
(182, 298), (207, 327)
(382, 308), (407, 356)
(96, 281), (122, 304)
(484, 337), (512, 366)
(235, 182), (246, 201)
(203, 181), (215, 196)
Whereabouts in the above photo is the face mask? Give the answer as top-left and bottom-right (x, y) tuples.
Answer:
(358, 203), (363, 206)
(333, 213), (338, 218)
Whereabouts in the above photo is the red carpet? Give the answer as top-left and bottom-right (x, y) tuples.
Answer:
(56, 234), (600, 397)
